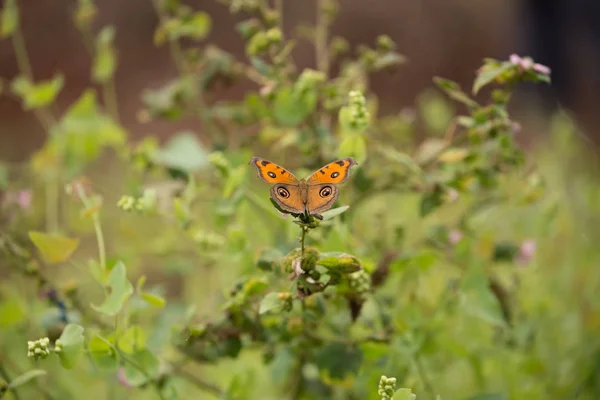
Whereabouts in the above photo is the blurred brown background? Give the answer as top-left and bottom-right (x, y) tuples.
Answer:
(1, 0), (599, 162)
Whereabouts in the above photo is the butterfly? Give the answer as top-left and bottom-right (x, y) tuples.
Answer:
(249, 157), (358, 219)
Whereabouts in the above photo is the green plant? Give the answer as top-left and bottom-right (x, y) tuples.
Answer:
(2, 0), (600, 399)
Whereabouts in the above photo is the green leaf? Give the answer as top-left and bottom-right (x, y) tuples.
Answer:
(136, 276), (166, 308)
(88, 334), (118, 371)
(141, 293), (166, 308)
(52, 89), (126, 166)
(338, 134), (366, 165)
(56, 324), (85, 369)
(11, 74), (64, 109)
(28, 231), (80, 263)
(472, 63), (512, 94)
(460, 266), (507, 328)
(417, 90), (454, 136)
(273, 86), (317, 127)
(243, 278), (269, 297)
(0, 298), (25, 327)
(91, 261), (134, 316)
(315, 342), (362, 381)
(171, 12), (212, 41)
(0, 0), (18, 38)
(152, 131), (209, 172)
(393, 388), (417, 400)
(372, 51), (406, 71)
(320, 206), (349, 220)
(318, 253), (361, 274)
(93, 26), (117, 83)
(420, 190), (444, 217)
(7, 370), (47, 389)
(123, 349), (160, 387)
(259, 292), (292, 314)
(434, 77), (478, 108)
(223, 165), (247, 198)
(89, 259), (107, 285)
(118, 325), (147, 354)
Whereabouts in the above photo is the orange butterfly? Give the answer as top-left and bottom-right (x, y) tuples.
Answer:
(249, 157), (358, 219)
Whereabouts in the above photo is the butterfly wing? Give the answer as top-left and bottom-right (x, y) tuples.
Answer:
(306, 157), (358, 185)
(270, 184), (305, 214)
(249, 157), (299, 184)
(305, 158), (357, 215)
(250, 157), (305, 214)
(306, 184), (340, 216)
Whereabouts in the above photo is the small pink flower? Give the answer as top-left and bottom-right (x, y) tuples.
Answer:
(511, 122), (522, 134)
(517, 239), (536, 265)
(18, 190), (32, 210)
(3, 190), (32, 210)
(448, 230), (463, 246)
(117, 368), (132, 388)
(446, 188), (459, 203)
(509, 54), (522, 65)
(533, 63), (551, 76)
(520, 58), (533, 70)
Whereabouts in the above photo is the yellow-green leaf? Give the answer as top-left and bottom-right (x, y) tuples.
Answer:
(91, 261), (133, 316)
(28, 231), (80, 263)
(118, 325), (147, 354)
(438, 148), (469, 163)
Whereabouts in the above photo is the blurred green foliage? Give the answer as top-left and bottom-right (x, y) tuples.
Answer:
(1, 0), (599, 400)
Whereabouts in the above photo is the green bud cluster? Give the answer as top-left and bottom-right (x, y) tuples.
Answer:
(117, 189), (157, 213)
(348, 269), (371, 294)
(281, 247), (320, 274)
(378, 375), (397, 400)
(245, 27), (283, 56)
(192, 230), (226, 250)
(295, 69), (326, 94)
(348, 90), (370, 132)
(27, 337), (52, 360)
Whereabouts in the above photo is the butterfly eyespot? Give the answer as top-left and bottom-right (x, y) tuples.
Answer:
(331, 172), (340, 178)
(267, 171), (277, 178)
(277, 188), (290, 198)
(319, 186), (333, 197)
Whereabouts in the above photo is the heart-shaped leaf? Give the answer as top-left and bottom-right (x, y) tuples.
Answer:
(91, 261), (133, 316)
(55, 324), (84, 369)
(152, 131), (209, 172)
(28, 231), (80, 263)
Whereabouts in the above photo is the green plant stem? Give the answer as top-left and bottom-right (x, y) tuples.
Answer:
(173, 367), (223, 397)
(45, 174), (59, 233)
(11, 26), (57, 130)
(78, 25), (121, 123)
(300, 225), (307, 257)
(76, 186), (107, 270)
(275, 0), (284, 37)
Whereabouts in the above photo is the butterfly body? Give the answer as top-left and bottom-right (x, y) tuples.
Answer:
(250, 157), (357, 217)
